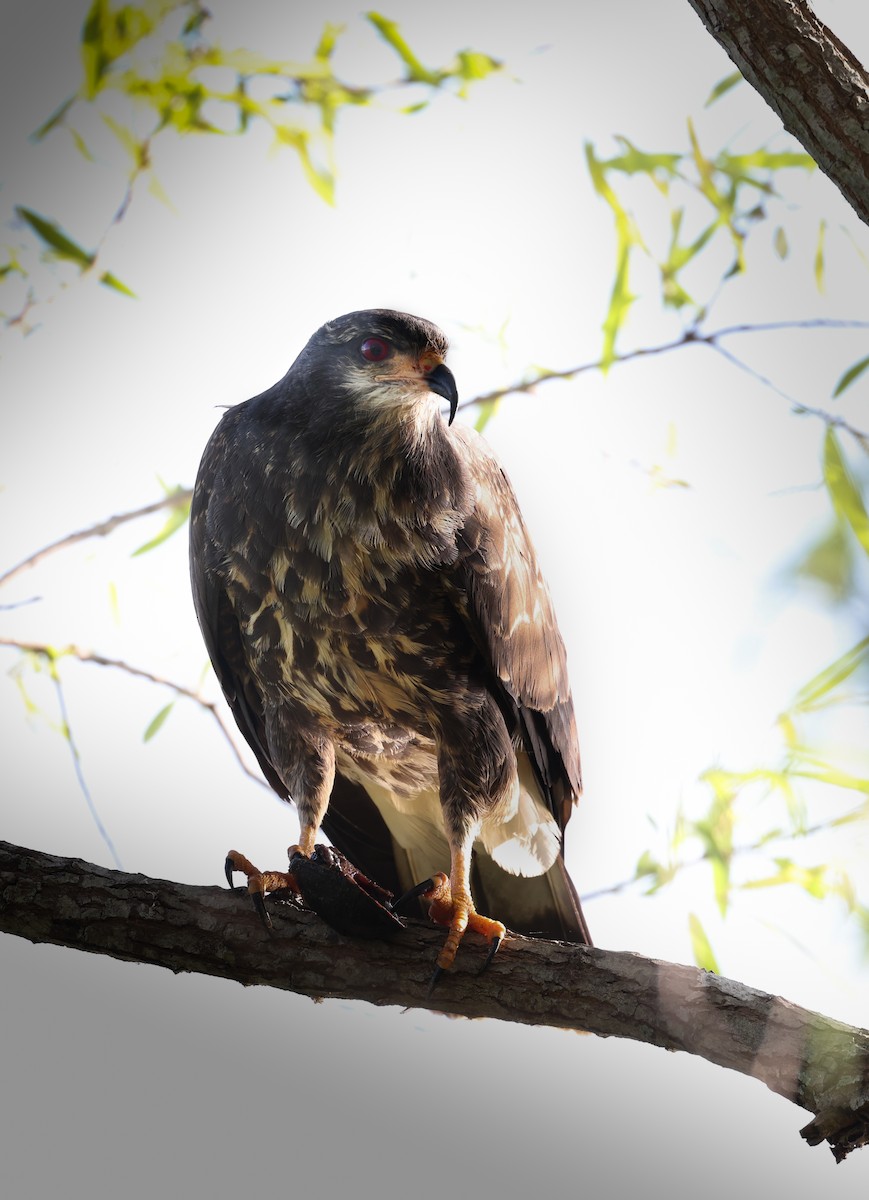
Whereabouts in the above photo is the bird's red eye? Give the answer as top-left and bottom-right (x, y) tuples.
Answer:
(360, 337), (390, 362)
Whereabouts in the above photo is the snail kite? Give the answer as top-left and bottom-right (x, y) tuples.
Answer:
(190, 309), (591, 976)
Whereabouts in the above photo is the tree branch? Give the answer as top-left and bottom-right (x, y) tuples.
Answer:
(1, 839), (866, 1161)
(0, 638), (270, 793)
(0, 489), (192, 590)
(684, 0), (869, 227)
(458, 321), (869, 445)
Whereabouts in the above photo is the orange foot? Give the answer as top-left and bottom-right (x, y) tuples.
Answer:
(224, 848), (301, 930)
(397, 872), (506, 988)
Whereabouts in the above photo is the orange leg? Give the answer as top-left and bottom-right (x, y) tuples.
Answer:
(225, 848), (302, 929)
(399, 843), (506, 986)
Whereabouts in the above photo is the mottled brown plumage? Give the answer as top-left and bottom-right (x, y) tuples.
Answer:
(190, 309), (590, 965)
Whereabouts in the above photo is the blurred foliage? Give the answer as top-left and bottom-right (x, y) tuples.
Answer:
(581, 79), (869, 968)
(1, 0), (500, 323)
(585, 122), (816, 368)
(131, 480), (191, 556)
(631, 633), (869, 969)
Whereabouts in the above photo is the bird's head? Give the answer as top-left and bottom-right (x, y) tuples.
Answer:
(290, 309), (459, 429)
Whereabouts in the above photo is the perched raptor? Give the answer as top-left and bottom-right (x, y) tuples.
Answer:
(190, 309), (591, 976)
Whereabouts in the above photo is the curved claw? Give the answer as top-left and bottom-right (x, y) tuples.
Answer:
(480, 935), (501, 974)
(251, 890), (273, 931)
(393, 877), (436, 914)
(426, 965), (444, 998)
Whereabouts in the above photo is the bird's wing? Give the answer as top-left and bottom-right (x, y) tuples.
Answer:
(446, 423), (582, 829)
(189, 418), (290, 801)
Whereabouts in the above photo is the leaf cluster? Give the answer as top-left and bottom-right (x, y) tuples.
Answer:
(1, 1), (500, 322)
(586, 82), (818, 367)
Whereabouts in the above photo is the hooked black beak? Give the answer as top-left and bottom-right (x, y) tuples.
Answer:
(426, 362), (459, 425)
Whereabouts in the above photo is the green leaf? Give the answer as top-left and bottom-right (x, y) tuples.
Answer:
(99, 271), (137, 297)
(832, 353), (869, 398)
(814, 219), (826, 292)
(31, 95), (76, 141)
(132, 490), (191, 556)
(704, 71), (742, 106)
(454, 49), (501, 88)
(474, 397), (500, 434)
(711, 857), (731, 917)
(634, 850), (661, 881)
(823, 427), (869, 557)
(144, 701), (174, 742)
(108, 580), (121, 626)
(743, 859), (829, 900)
(794, 518), (854, 600)
(688, 913), (719, 973)
(367, 13), (439, 84)
(773, 225), (788, 259)
(720, 149), (814, 175)
(15, 207), (94, 269)
(182, 8), (210, 37)
(791, 635), (869, 713)
(102, 113), (144, 165)
(585, 142), (640, 367)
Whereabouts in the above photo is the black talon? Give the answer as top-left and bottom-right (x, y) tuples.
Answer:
(426, 965), (444, 997)
(393, 877), (435, 914)
(480, 935), (501, 974)
(251, 891), (273, 931)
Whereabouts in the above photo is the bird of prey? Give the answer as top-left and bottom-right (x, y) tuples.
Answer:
(190, 309), (591, 978)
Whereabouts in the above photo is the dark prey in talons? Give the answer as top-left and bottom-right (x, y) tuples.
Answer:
(190, 308), (592, 981)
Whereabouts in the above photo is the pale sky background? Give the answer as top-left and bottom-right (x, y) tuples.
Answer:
(2, 1), (868, 1196)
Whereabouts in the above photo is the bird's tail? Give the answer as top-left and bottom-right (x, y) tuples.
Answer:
(471, 851), (592, 945)
(323, 773), (592, 945)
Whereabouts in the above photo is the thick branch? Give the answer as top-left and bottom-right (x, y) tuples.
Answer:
(685, 0), (869, 226)
(1, 840), (867, 1160)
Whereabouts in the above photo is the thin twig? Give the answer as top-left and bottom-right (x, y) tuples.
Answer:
(2, 320), (866, 593)
(459, 319), (869, 445)
(48, 666), (123, 870)
(0, 489), (192, 590)
(582, 805), (868, 902)
(0, 638), (270, 793)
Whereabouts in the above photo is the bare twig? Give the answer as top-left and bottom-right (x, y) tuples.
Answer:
(583, 804), (869, 902)
(1, 839), (866, 1160)
(0, 488), (192, 590)
(1, 320), (865, 595)
(459, 320), (869, 446)
(0, 638), (270, 793)
(48, 667), (123, 870)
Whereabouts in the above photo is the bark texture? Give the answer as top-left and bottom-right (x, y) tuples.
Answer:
(685, 0), (869, 226)
(1, 840), (867, 1160)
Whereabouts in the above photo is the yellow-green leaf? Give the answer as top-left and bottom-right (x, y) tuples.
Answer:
(823, 427), (869, 557)
(474, 397), (500, 433)
(814, 219), (826, 292)
(792, 635), (869, 712)
(32, 96), (76, 141)
(15, 207), (94, 269)
(711, 857), (731, 917)
(704, 72), (742, 107)
(832, 353), (869, 398)
(144, 702), (174, 742)
(100, 271), (136, 297)
(133, 492), (191, 556)
(367, 13), (438, 84)
(688, 913), (719, 973)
